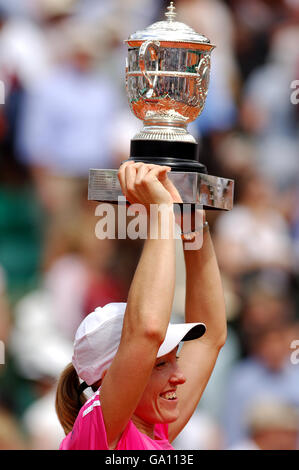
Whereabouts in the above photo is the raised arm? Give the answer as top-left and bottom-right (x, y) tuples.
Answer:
(100, 162), (177, 448)
(168, 210), (227, 442)
(183, 214), (227, 346)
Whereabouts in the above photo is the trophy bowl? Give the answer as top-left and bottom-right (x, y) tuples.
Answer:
(125, 2), (214, 144)
(126, 46), (212, 143)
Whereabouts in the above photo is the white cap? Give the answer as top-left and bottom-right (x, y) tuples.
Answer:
(72, 303), (206, 385)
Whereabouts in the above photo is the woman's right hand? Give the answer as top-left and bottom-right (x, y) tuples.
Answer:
(118, 161), (175, 209)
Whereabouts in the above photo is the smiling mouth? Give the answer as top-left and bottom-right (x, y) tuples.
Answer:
(160, 391), (177, 401)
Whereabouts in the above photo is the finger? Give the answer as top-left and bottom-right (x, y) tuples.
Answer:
(119, 160), (135, 173)
(131, 162), (146, 177)
(125, 163), (137, 187)
(146, 166), (171, 182)
(135, 163), (160, 175)
(146, 166), (183, 204)
(118, 161), (135, 197)
(160, 171), (183, 203)
(135, 163), (151, 185)
(130, 162), (144, 168)
(157, 167), (171, 182)
(124, 164), (139, 204)
(133, 163), (168, 186)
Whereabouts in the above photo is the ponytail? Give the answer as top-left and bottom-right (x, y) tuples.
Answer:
(55, 363), (88, 435)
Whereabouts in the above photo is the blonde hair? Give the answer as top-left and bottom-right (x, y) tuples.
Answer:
(55, 363), (85, 435)
(55, 363), (101, 435)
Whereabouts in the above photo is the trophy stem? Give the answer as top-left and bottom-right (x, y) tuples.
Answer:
(133, 123), (197, 144)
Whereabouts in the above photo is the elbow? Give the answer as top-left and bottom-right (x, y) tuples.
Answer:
(141, 322), (166, 347)
(217, 331), (227, 350)
(216, 323), (228, 350)
(215, 304), (228, 350)
(206, 324), (227, 351)
(126, 314), (167, 348)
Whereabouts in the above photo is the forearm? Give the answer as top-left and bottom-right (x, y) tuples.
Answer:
(125, 208), (176, 341)
(183, 229), (227, 348)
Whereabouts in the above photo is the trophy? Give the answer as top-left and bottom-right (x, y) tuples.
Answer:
(88, 2), (234, 210)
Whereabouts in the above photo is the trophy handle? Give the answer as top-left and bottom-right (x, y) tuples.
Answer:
(196, 54), (211, 102)
(139, 40), (160, 98)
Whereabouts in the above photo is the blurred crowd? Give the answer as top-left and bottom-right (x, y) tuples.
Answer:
(0, 0), (298, 450)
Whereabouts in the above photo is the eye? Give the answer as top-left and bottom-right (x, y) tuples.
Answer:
(155, 361), (166, 368)
(176, 355), (180, 362)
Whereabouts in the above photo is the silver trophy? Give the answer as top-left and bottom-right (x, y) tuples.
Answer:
(88, 2), (234, 210)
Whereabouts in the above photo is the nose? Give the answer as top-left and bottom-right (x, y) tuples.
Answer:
(169, 365), (186, 386)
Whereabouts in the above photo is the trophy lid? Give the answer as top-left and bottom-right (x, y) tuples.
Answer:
(127, 2), (212, 46)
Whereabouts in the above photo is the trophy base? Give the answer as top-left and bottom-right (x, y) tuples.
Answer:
(129, 139), (207, 174)
(88, 169), (234, 211)
(88, 139), (234, 210)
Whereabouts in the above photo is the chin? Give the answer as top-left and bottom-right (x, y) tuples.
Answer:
(165, 415), (179, 424)
(158, 410), (180, 424)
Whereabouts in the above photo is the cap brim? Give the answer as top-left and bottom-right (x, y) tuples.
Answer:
(157, 322), (206, 358)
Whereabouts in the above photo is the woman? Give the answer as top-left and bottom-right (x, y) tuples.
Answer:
(56, 162), (227, 450)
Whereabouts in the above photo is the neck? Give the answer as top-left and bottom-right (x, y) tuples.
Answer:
(131, 414), (155, 440)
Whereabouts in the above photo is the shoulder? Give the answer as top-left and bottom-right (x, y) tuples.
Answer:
(60, 390), (109, 450)
(80, 390), (102, 418)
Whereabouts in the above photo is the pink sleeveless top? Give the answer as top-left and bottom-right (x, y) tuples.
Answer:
(59, 389), (174, 450)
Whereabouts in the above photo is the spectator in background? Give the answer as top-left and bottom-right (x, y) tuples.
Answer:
(0, 1), (78, 304)
(221, 298), (299, 447)
(17, 18), (121, 216)
(239, 287), (296, 339)
(229, 399), (299, 450)
(7, 280), (73, 449)
(175, 0), (239, 135)
(9, 208), (130, 346)
(0, 265), (10, 349)
(21, 385), (65, 450)
(214, 171), (293, 278)
(6, 279), (73, 450)
(41, 210), (130, 340)
(0, 0), (76, 93)
(173, 408), (225, 450)
(0, 407), (27, 449)
(0, 0), (33, 18)
(226, 0), (286, 80)
(0, 5), (51, 92)
(291, 189), (299, 269)
(0, 264), (42, 421)
(240, 23), (299, 190)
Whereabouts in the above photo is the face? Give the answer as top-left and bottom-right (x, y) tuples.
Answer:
(255, 429), (299, 450)
(133, 347), (186, 427)
(254, 329), (291, 371)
